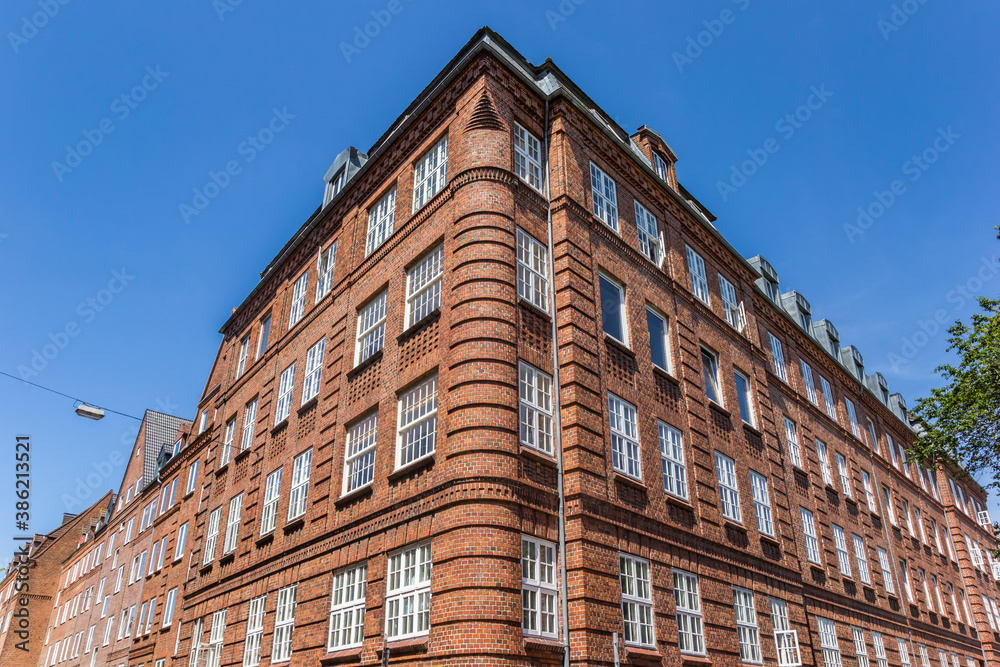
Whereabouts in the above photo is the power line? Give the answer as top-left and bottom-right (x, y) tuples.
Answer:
(0, 370), (142, 421)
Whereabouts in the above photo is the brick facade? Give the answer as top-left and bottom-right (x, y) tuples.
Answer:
(4, 26), (1000, 667)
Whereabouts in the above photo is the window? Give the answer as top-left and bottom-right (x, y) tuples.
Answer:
(659, 422), (687, 500)
(608, 394), (641, 479)
(288, 271), (309, 328)
(260, 468), (281, 534)
(162, 588), (177, 627)
(733, 587), (762, 663)
(185, 460), (199, 495)
(918, 645), (931, 667)
(385, 543), (432, 640)
(715, 452), (742, 522)
(836, 454), (852, 497)
(406, 244), (443, 326)
(412, 135), (448, 211)
(148, 542), (158, 576)
(207, 609), (226, 667)
(514, 123), (543, 191)
(397, 375), (438, 468)
(874, 547), (893, 594)
(899, 558), (913, 601)
(634, 201), (660, 264)
(685, 246), (710, 304)
(817, 440), (832, 485)
(355, 290), (387, 365)
(288, 449), (312, 520)
(522, 537), (558, 638)
(328, 564), (367, 650)
(236, 336), (251, 378)
(820, 376), (837, 420)
(785, 418), (802, 469)
(302, 339), (325, 404)
(589, 162), (618, 230)
(221, 418), (235, 467)
(516, 229), (549, 312)
(734, 370), (754, 425)
(845, 399), (861, 439)
(866, 419), (880, 455)
(833, 525), (852, 577)
(240, 398), (257, 451)
(599, 273), (627, 344)
(519, 362), (553, 456)
(719, 274), (744, 331)
(750, 471), (774, 537)
(325, 167), (346, 203)
(882, 485), (896, 525)
(114, 565), (123, 593)
(918, 569), (932, 611)
(862, 471), (877, 513)
(125, 518), (134, 543)
(256, 316), (270, 359)
(366, 186), (397, 254)
(198, 409), (209, 434)
(984, 595), (998, 630)
(223, 494), (242, 555)
(853, 535), (871, 585)
(647, 307), (670, 372)
(817, 617), (842, 667)
(653, 152), (671, 180)
(344, 413), (377, 493)
(887, 433), (899, 468)
(316, 242), (337, 302)
(768, 333), (787, 382)
(871, 632), (889, 667)
(853, 627), (870, 667)
(242, 595), (266, 667)
(203, 507), (221, 565)
(673, 569), (704, 654)
(274, 362), (296, 424)
(898, 639), (912, 667)
(800, 361), (817, 404)
(272, 585), (297, 663)
(174, 523), (187, 560)
(701, 348), (722, 405)
(801, 508), (820, 564)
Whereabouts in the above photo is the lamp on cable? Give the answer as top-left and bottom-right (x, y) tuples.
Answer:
(74, 403), (105, 421)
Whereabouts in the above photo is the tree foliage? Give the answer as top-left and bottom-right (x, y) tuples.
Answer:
(911, 228), (1000, 492)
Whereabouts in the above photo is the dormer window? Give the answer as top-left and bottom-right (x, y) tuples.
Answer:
(763, 279), (779, 303)
(653, 153), (671, 181)
(799, 312), (811, 331)
(323, 168), (346, 206)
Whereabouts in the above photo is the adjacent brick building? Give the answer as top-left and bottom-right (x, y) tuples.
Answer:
(6, 26), (1000, 667)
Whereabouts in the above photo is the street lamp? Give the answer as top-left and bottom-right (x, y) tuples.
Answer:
(75, 404), (105, 421)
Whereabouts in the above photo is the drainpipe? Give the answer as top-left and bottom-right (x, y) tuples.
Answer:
(542, 97), (570, 667)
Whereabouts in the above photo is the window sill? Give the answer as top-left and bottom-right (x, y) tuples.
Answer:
(613, 472), (646, 491)
(603, 333), (635, 358)
(255, 532), (274, 548)
(379, 636), (428, 655)
(283, 517), (305, 534)
(517, 298), (552, 322)
(723, 518), (747, 532)
(388, 453), (435, 482)
(520, 446), (557, 466)
(335, 485), (372, 508)
(270, 419), (288, 436)
(397, 308), (440, 344)
(198, 562), (212, 575)
(347, 349), (383, 380)
(219, 552), (235, 566)
(651, 364), (678, 385)
(297, 396), (318, 414)
(707, 401), (730, 417)
(523, 636), (563, 653)
(234, 448), (252, 463)
(215, 462), (230, 476)
(624, 645), (662, 661)
(759, 532), (780, 547)
(319, 647), (362, 665)
(742, 422), (763, 437)
(662, 492), (694, 512)
(679, 654), (712, 666)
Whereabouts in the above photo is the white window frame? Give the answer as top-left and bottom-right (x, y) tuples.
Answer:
(845, 399), (861, 439)
(853, 627), (870, 667)
(396, 375), (438, 469)
(634, 201), (660, 265)
(344, 413), (377, 494)
(715, 451), (742, 523)
(801, 507), (821, 564)
(221, 418), (235, 467)
(302, 339), (325, 404)
(800, 361), (817, 404)
(589, 161), (618, 231)
(836, 453), (852, 497)
(315, 242), (337, 302)
(274, 362), (296, 425)
(817, 617), (842, 667)
(405, 244), (443, 327)
(514, 123), (543, 192)
(174, 523), (187, 561)
(769, 333), (787, 382)
(608, 394), (641, 480)
(385, 543), (432, 640)
(272, 585), (297, 663)
(877, 547), (894, 594)
(412, 135), (448, 212)
(240, 398), (257, 452)
(899, 558), (913, 601)
(242, 595), (266, 667)
(673, 569), (705, 655)
(366, 186), (397, 255)
(162, 588), (177, 628)
(733, 369), (754, 426)
(749, 470), (774, 537)
(519, 362), (553, 457)
(598, 273), (628, 345)
(256, 315), (270, 360)
(685, 245), (710, 305)
(260, 468), (281, 535)
(355, 290), (387, 366)
(522, 537), (558, 638)
(882, 485), (896, 525)
(659, 422), (687, 500)
(701, 347), (722, 406)
(288, 271), (308, 328)
(288, 449), (312, 520)
(853, 535), (871, 585)
(871, 631), (889, 667)
(832, 524), (852, 577)
(223, 494), (242, 555)
(733, 587), (762, 664)
(785, 418), (802, 469)
(820, 376), (837, 421)
(202, 507), (221, 565)
(719, 274), (744, 331)
(328, 564), (367, 650)
(862, 471), (877, 513)
(817, 440), (833, 486)
(516, 229), (549, 312)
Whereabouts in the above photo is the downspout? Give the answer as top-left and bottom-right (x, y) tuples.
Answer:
(542, 96), (570, 667)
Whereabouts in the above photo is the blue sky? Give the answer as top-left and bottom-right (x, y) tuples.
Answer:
(1, 0), (997, 544)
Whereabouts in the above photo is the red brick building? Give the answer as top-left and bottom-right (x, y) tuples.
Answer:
(8, 26), (1000, 667)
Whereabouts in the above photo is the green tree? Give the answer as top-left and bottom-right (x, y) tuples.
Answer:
(910, 228), (1000, 494)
